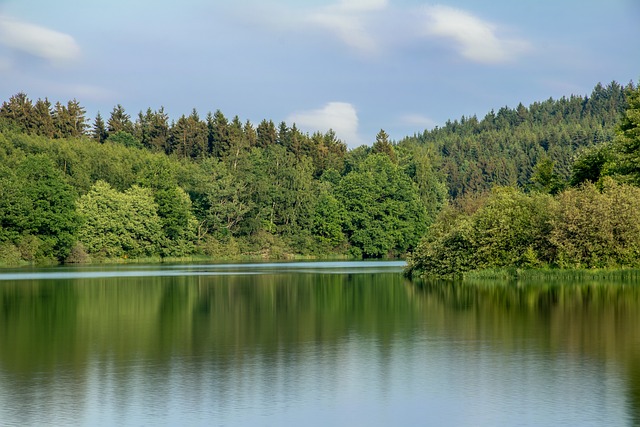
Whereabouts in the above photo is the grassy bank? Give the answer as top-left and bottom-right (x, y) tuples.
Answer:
(0, 252), (355, 269)
(452, 267), (640, 282)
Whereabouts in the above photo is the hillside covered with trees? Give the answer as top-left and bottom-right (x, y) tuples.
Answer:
(407, 81), (640, 277)
(0, 81), (634, 267)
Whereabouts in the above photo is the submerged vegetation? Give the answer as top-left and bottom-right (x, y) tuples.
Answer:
(0, 80), (638, 268)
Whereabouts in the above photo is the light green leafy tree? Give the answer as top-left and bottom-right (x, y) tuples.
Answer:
(551, 178), (640, 267)
(77, 181), (164, 258)
(311, 184), (347, 250)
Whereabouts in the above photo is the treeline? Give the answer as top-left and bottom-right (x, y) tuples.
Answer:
(407, 82), (640, 277)
(0, 94), (346, 175)
(399, 81), (631, 198)
(0, 97), (444, 264)
(0, 80), (634, 267)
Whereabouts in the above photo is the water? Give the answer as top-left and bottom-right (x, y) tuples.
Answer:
(0, 261), (638, 426)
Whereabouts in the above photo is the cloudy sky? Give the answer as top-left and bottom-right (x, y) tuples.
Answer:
(0, 0), (638, 148)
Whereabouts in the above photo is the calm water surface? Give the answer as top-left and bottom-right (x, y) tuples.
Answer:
(0, 261), (639, 426)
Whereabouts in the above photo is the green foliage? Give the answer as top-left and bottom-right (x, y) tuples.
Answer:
(155, 186), (198, 256)
(135, 107), (171, 152)
(171, 111), (208, 159)
(311, 186), (347, 250)
(77, 181), (164, 258)
(106, 130), (142, 149)
(1, 82), (634, 266)
(0, 154), (79, 261)
(196, 158), (251, 238)
(407, 180), (640, 277)
(371, 129), (397, 163)
(613, 84), (640, 183)
(551, 178), (640, 268)
(529, 156), (565, 194)
(107, 104), (134, 135)
(0, 242), (22, 266)
(53, 99), (88, 138)
(406, 187), (555, 277)
(401, 81), (631, 199)
(199, 235), (241, 259)
(471, 188), (555, 268)
(336, 154), (427, 257)
(92, 112), (108, 143)
(396, 141), (448, 224)
(570, 143), (614, 186)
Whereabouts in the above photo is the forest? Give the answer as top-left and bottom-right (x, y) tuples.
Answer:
(0, 80), (637, 269)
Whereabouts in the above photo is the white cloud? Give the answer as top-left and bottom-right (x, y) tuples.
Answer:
(423, 5), (530, 64)
(307, 0), (388, 55)
(0, 16), (80, 65)
(288, 102), (362, 148)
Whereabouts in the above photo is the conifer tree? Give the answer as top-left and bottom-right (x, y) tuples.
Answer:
(92, 112), (108, 143)
(66, 99), (88, 137)
(52, 101), (72, 138)
(207, 110), (230, 158)
(0, 92), (34, 131)
(107, 104), (134, 135)
(148, 107), (171, 153)
(371, 129), (397, 163)
(32, 98), (55, 138)
(616, 83), (640, 183)
(256, 119), (277, 148)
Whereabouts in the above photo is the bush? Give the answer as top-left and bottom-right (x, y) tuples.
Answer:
(407, 187), (555, 277)
(0, 242), (22, 266)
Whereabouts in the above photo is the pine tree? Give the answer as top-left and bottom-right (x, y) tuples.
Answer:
(207, 109), (230, 158)
(66, 99), (88, 137)
(0, 92), (34, 131)
(170, 110), (207, 159)
(256, 119), (277, 148)
(616, 83), (640, 183)
(107, 104), (134, 135)
(244, 120), (257, 147)
(52, 101), (72, 138)
(371, 129), (397, 163)
(92, 112), (108, 143)
(148, 107), (170, 153)
(32, 98), (55, 138)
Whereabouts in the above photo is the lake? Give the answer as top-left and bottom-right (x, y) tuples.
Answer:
(0, 261), (638, 426)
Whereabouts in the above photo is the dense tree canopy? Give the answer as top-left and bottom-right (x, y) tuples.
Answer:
(0, 80), (636, 267)
(407, 82), (640, 277)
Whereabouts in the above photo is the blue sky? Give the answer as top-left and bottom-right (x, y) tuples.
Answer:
(0, 0), (638, 148)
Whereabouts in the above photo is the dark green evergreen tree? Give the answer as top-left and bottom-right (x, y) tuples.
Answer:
(92, 112), (108, 143)
(52, 101), (72, 138)
(0, 92), (34, 132)
(66, 99), (88, 137)
(32, 98), (55, 138)
(148, 107), (171, 153)
(371, 129), (397, 163)
(207, 110), (231, 158)
(170, 111), (207, 159)
(107, 104), (134, 135)
(256, 119), (277, 148)
(615, 83), (640, 183)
